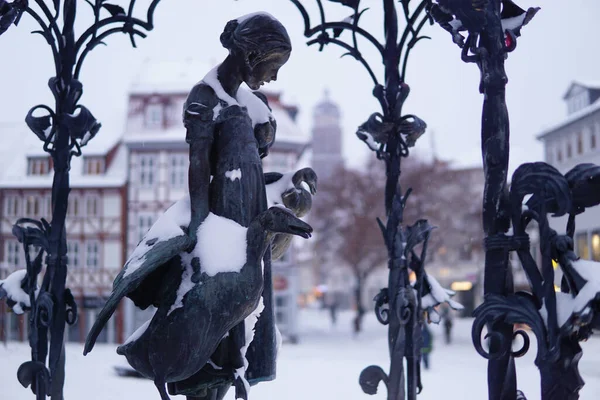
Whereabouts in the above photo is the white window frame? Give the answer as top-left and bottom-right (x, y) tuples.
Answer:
(67, 240), (81, 269)
(86, 193), (100, 217)
(24, 194), (41, 217)
(4, 194), (21, 217)
(138, 154), (157, 188)
(44, 194), (52, 217)
(27, 158), (49, 176)
(68, 194), (80, 217)
(169, 153), (187, 189)
(4, 240), (21, 267)
(145, 103), (164, 129)
(137, 212), (155, 243)
(85, 240), (100, 269)
(85, 158), (105, 175)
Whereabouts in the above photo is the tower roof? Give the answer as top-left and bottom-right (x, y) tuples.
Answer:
(313, 89), (340, 118)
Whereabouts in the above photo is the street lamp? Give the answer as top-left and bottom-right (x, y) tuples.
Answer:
(0, 1), (162, 398)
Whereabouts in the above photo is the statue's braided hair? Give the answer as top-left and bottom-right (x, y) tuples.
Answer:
(220, 13), (291, 69)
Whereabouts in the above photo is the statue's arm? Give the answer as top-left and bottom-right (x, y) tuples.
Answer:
(184, 84), (219, 240)
(252, 92), (276, 158)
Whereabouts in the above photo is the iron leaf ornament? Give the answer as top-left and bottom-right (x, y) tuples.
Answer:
(0, 1), (162, 398)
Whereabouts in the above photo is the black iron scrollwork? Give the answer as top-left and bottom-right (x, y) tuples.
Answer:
(0, 1), (162, 398)
(289, 2), (466, 399)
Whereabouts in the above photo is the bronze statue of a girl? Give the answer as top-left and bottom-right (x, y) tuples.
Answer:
(84, 12), (317, 400)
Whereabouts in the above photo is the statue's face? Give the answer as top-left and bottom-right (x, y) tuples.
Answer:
(245, 51), (290, 90)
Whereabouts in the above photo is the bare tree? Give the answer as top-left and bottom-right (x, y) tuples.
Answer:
(313, 156), (483, 332)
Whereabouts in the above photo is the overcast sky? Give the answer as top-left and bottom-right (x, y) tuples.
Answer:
(1, 0), (599, 174)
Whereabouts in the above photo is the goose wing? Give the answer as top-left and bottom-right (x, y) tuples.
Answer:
(84, 197), (193, 355)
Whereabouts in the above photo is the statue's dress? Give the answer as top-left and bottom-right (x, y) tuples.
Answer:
(168, 79), (278, 397)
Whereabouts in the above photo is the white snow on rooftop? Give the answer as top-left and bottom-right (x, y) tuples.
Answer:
(130, 59), (215, 95)
(537, 98), (600, 140)
(0, 138), (128, 189)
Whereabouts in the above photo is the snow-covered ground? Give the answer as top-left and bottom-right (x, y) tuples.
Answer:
(2, 309), (600, 399)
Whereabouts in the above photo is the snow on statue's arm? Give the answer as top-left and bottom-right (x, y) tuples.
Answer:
(184, 83), (219, 243)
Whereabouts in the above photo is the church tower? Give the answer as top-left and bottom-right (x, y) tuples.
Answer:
(311, 90), (344, 181)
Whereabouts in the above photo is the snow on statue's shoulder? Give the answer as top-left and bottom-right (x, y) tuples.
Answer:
(201, 66), (238, 107)
(123, 196), (191, 278)
(0, 269), (32, 314)
(236, 87), (272, 127)
(200, 66), (272, 127)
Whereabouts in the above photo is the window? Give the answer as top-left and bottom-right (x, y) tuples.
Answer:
(86, 195), (99, 217)
(592, 231), (600, 261)
(67, 241), (81, 269)
(139, 154), (157, 187)
(45, 194), (52, 217)
(4, 195), (20, 217)
(86, 241), (100, 268)
(577, 134), (583, 154)
(576, 232), (589, 260)
(25, 195), (40, 217)
(592, 130), (597, 150)
(84, 158), (105, 175)
(169, 154), (187, 188)
(4, 240), (21, 267)
(567, 91), (590, 114)
(68, 194), (80, 217)
(557, 148), (563, 162)
(567, 142), (572, 159)
(545, 147), (553, 164)
(145, 103), (164, 129)
(265, 152), (292, 171)
(27, 158), (50, 176)
(138, 213), (155, 242)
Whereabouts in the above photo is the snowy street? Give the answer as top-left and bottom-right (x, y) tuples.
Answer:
(2, 309), (600, 399)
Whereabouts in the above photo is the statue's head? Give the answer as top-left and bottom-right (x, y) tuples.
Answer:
(220, 13), (292, 90)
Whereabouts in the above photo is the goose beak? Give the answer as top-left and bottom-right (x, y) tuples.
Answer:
(287, 218), (313, 239)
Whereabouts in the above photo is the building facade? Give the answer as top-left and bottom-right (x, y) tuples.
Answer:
(0, 126), (128, 343)
(537, 81), (600, 276)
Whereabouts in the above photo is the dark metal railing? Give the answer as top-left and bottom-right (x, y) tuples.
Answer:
(0, 1), (162, 398)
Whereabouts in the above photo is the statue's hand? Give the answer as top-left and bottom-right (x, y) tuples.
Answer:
(255, 118), (276, 155)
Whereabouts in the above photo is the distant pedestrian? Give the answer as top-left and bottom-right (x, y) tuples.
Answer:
(329, 300), (338, 326)
(441, 303), (454, 344)
(421, 323), (433, 369)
